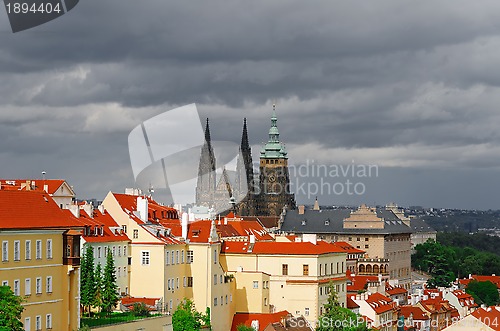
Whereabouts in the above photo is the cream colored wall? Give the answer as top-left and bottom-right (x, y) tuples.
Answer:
(221, 251), (347, 328)
(384, 234), (411, 286)
(0, 229), (78, 331)
(230, 271), (270, 313)
(188, 242), (234, 331)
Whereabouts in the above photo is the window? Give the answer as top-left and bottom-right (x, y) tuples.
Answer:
(348, 237), (352, 241)
(123, 266), (126, 275)
(13, 279), (20, 296)
(2, 241), (8, 261)
(1, 280), (7, 286)
(25, 240), (31, 260)
(187, 277), (193, 287)
(214, 275), (217, 285)
(46, 239), (52, 259)
(225, 295), (228, 305)
(320, 264), (322, 276)
(46, 276), (53, 293)
(133, 229), (138, 239)
(303, 264), (309, 276)
(124, 245), (127, 256)
(171, 251), (175, 264)
(214, 297), (218, 306)
(220, 275), (223, 284)
(357, 237), (360, 241)
(36, 315), (41, 331)
(365, 244), (369, 249)
(141, 251), (150, 265)
(112, 246), (116, 256)
(320, 287), (323, 296)
(253, 281), (259, 289)
(176, 277), (179, 289)
(25, 278), (31, 296)
(36, 277), (42, 294)
(36, 240), (42, 259)
(116, 267), (120, 278)
(122, 225), (127, 233)
(166, 251), (170, 265)
(365, 237), (369, 241)
(168, 279), (171, 290)
(25, 317), (31, 331)
(181, 250), (184, 263)
(14, 241), (20, 261)
(46, 314), (52, 329)
(282, 264), (288, 275)
(187, 250), (193, 263)
(183, 277), (186, 287)
(118, 246), (122, 257)
(97, 247), (102, 258)
(214, 249), (217, 264)
(305, 307), (310, 316)
(220, 296), (223, 305)
(176, 250), (179, 264)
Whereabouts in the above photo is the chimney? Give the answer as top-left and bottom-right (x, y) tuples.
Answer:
(82, 203), (93, 218)
(188, 212), (195, 223)
(249, 234), (256, 244)
(25, 180), (31, 191)
(137, 196), (148, 222)
(98, 204), (105, 214)
(43, 184), (48, 193)
(298, 205), (305, 215)
(181, 212), (188, 240)
(302, 233), (317, 245)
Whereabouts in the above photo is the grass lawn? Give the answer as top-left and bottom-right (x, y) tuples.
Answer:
(81, 312), (160, 327)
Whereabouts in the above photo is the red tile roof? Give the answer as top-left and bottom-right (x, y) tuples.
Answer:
(112, 193), (179, 224)
(221, 240), (348, 255)
(0, 190), (83, 229)
(231, 311), (290, 331)
(347, 295), (360, 309)
(472, 307), (500, 331)
(364, 292), (395, 314)
(121, 297), (160, 310)
(399, 306), (429, 320)
(346, 271), (379, 292)
(79, 210), (130, 243)
(385, 282), (408, 296)
(451, 290), (477, 308)
(334, 241), (366, 254)
(0, 179), (68, 195)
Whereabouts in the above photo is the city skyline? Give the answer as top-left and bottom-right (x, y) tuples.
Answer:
(2, 1), (500, 209)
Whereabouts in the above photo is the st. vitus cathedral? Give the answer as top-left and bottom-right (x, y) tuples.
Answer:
(195, 105), (296, 216)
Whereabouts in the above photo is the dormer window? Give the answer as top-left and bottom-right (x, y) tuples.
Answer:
(301, 220), (307, 226)
(325, 219), (330, 226)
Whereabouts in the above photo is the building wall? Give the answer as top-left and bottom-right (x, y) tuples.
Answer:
(384, 234), (411, 287)
(231, 271), (270, 313)
(221, 251), (347, 328)
(0, 229), (79, 331)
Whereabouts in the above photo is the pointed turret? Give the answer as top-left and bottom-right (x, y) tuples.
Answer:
(260, 104), (287, 159)
(195, 118), (217, 206)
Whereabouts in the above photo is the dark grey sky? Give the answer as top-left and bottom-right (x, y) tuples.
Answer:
(2, 1), (500, 209)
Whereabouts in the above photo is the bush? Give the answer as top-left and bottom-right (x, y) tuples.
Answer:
(131, 302), (150, 317)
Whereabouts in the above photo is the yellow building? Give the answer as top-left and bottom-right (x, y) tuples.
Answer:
(0, 189), (82, 331)
(102, 191), (236, 331)
(220, 239), (348, 328)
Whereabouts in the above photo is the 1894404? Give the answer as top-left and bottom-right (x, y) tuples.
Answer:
(5, 2), (62, 14)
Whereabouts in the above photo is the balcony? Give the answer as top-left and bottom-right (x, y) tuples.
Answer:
(63, 231), (81, 266)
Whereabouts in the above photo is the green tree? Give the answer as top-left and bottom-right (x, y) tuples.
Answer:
(0, 286), (24, 331)
(317, 282), (370, 331)
(101, 248), (119, 315)
(80, 245), (96, 316)
(172, 299), (211, 331)
(94, 262), (104, 312)
(131, 302), (150, 317)
(466, 280), (500, 306)
(237, 324), (255, 331)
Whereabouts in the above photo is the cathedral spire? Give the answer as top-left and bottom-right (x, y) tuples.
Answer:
(260, 104), (287, 159)
(195, 118), (217, 206)
(205, 118), (212, 148)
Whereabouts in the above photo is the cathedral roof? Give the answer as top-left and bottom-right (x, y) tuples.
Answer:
(260, 105), (288, 159)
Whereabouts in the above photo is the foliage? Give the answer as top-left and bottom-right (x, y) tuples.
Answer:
(237, 324), (255, 331)
(131, 302), (150, 317)
(0, 286), (24, 331)
(81, 311), (160, 328)
(78, 325), (91, 331)
(101, 247), (119, 315)
(316, 282), (370, 331)
(80, 245), (97, 315)
(412, 238), (500, 286)
(466, 280), (500, 307)
(94, 262), (104, 312)
(172, 299), (211, 331)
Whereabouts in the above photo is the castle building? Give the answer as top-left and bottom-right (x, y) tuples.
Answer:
(195, 106), (295, 216)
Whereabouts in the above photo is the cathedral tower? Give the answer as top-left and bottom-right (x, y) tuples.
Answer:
(235, 118), (256, 215)
(195, 119), (217, 207)
(258, 105), (296, 216)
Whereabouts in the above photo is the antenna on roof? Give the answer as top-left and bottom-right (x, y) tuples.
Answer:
(148, 183), (154, 198)
(42, 171), (46, 180)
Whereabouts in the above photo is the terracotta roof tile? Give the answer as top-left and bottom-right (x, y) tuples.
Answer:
(231, 311), (290, 331)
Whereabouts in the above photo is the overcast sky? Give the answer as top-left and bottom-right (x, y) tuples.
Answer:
(2, 1), (500, 210)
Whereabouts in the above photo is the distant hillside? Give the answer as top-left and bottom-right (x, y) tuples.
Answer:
(422, 210), (500, 232)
